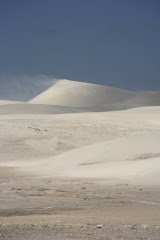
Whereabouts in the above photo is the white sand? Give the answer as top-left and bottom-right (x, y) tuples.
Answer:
(0, 103), (85, 115)
(29, 80), (160, 111)
(39, 132), (160, 184)
(30, 79), (136, 107)
(0, 80), (160, 186)
(0, 100), (24, 105)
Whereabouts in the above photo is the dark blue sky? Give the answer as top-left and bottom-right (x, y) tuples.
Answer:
(0, 0), (160, 92)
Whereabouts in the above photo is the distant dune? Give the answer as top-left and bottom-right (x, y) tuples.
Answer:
(0, 100), (24, 105)
(30, 80), (136, 107)
(0, 80), (159, 115)
(0, 79), (160, 186)
(0, 103), (85, 115)
(125, 91), (160, 106)
(29, 80), (160, 111)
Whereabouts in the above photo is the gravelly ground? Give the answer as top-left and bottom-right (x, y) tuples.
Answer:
(0, 177), (160, 240)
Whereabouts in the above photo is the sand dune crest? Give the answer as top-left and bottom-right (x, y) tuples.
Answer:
(30, 80), (136, 107)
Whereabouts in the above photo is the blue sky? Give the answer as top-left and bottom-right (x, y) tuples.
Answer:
(0, 0), (160, 95)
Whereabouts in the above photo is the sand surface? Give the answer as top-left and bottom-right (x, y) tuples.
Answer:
(30, 80), (136, 107)
(0, 100), (24, 105)
(0, 80), (160, 239)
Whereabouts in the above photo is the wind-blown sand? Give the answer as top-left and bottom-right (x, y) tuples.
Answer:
(0, 80), (160, 239)
(30, 79), (136, 107)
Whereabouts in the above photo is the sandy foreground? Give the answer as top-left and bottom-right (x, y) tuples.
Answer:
(1, 177), (160, 240)
(0, 81), (160, 239)
(0, 108), (160, 239)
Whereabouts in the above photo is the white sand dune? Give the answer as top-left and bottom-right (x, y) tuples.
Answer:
(1, 99), (160, 115)
(29, 80), (160, 111)
(1, 79), (160, 186)
(22, 131), (160, 185)
(95, 91), (160, 111)
(0, 103), (85, 115)
(0, 106), (159, 186)
(0, 100), (24, 105)
(30, 80), (136, 107)
(123, 91), (160, 107)
(1, 79), (160, 240)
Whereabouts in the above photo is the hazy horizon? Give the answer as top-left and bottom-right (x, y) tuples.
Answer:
(0, 75), (159, 102)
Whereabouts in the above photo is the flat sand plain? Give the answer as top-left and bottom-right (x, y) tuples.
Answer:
(0, 80), (160, 239)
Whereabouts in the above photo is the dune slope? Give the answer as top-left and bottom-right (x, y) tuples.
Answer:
(0, 103), (85, 115)
(29, 80), (160, 111)
(0, 100), (24, 105)
(26, 131), (160, 185)
(30, 80), (136, 107)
